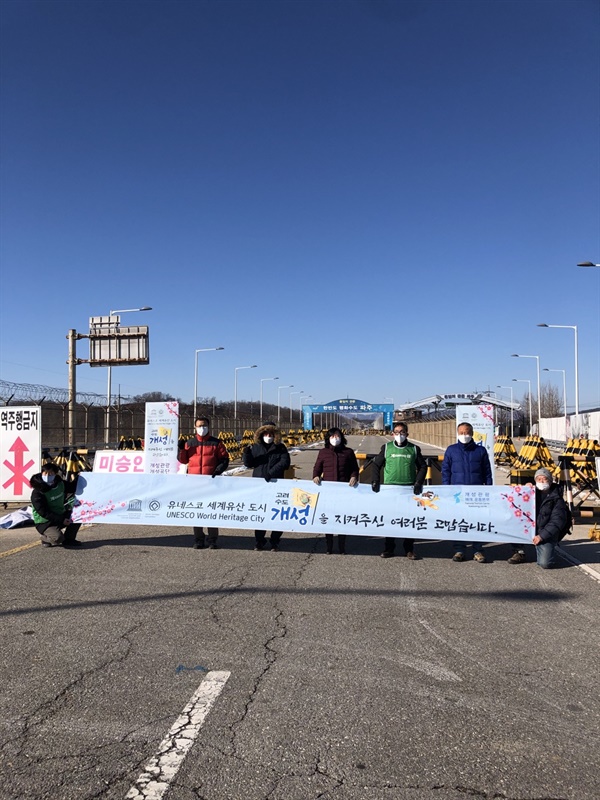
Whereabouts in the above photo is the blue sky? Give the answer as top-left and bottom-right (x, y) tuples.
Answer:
(1, 0), (599, 413)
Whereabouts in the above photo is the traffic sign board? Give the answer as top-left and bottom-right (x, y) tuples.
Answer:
(0, 407), (41, 504)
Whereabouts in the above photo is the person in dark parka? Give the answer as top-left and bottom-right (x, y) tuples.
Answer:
(243, 422), (291, 550)
(30, 462), (81, 547)
(312, 427), (359, 554)
(531, 467), (568, 569)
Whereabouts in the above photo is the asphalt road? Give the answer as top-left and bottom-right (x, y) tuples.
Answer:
(1, 434), (599, 800)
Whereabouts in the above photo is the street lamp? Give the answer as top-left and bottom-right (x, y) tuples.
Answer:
(105, 306), (152, 447)
(511, 354), (541, 425)
(543, 368), (567, 439)
(289, 391), (304, 423)
(277, 385), (293, 426)
(537, 324), (579, 416)
(194, 347), (224, 422)
(512, 379), (532, 432)
(260, 377), (279, 423)
(234, 365), (257, 421)
(496, 385), (514, 439)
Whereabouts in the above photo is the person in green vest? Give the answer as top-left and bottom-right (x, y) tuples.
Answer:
(371, 422), (427, 559)
(30, 462), (81, 547)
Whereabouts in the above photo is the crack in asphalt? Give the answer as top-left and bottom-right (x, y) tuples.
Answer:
(220, 542), (320, 776)
(0, 622), (143, 765)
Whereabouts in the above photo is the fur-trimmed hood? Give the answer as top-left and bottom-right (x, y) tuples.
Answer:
(254, 424), (282, 444)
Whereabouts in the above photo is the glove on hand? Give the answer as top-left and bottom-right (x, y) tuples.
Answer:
(371, 482), (380, 493)
(413, 483), (423, 494)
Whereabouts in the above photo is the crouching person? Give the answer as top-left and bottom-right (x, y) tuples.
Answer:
(243, 422), (291, 551)
(30, 463), (81, 548)
(531, 467), (568, 569)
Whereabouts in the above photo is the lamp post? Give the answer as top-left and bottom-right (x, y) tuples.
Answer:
(543, 368), (567, 439)
(496, 385), (514, 439)
(234, 365), (257, 422)
(105, 306), (152, 447)
(289, 391), (303, 423)
(537, 324), (579, 416)
(194, 347), (224, 422)
(511, 354), (541, 425)
(277, 384), (293, 426)
(260, 377), (279, 423)
(512, 379), (532, 433)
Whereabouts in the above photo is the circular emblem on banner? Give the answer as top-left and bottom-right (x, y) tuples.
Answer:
(148, 500), (161, 512)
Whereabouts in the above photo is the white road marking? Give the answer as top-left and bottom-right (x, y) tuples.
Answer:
(557, 546), (600, 584)
(125, 670), (231, 800)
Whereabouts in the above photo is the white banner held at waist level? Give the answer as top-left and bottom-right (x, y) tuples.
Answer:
(73, 474), (535, 544)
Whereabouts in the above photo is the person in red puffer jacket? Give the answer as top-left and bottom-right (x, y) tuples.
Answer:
(178, 416), (229, 549)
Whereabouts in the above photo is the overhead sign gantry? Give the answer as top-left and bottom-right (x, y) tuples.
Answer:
(302, 398), (394, 431)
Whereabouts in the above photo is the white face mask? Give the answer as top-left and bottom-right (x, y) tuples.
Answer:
(42, 474), (55, 485)
(196, 426), (208, 437)
(536, 481), (551, 491)
(263, 435), (274, 444)
(330, 437), (341, 447)
(394, 433), (406, 445)
(458, 434), (472, 444)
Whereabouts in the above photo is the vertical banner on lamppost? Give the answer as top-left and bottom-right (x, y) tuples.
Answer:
(144, 402), (180, 474)
(0, 407), (41, 503)
(456, 404), (495, 485)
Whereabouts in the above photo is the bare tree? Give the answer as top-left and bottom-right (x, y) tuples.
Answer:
(541, 382), (562, 418)
(132, 391), (179, 403)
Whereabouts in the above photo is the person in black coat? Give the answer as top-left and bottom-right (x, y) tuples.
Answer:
(531, 467), (568, 569)
(243, 422), (291, 550)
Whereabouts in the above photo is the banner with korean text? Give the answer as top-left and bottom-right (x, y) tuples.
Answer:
(144, 401), (180, 474)
(456, 404), (495, 485)
(73, 474), (535, 544)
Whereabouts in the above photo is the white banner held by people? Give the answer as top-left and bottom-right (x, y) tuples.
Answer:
(73, 474), (535, 544)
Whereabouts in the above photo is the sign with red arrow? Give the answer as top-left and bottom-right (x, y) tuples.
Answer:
(0, 407), (41, 504)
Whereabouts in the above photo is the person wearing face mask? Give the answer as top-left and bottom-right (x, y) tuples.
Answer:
(30, 463), (81, 547)
(524, 467), (568, 569)
(442, 422), (493, 562)
(177, 417), (229, 549)
(312, 427), (359, 554)
(371, 422), (427, 560)
(243, 422), (291, 550)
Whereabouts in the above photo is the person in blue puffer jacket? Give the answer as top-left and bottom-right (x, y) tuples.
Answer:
(442, 422), (493, 563)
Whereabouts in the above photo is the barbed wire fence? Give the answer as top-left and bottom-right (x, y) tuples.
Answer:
(0, 378), (132, 406)
(0, 380), (297, 449)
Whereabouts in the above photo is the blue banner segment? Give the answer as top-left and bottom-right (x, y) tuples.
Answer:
(302, 398), (394, 430)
